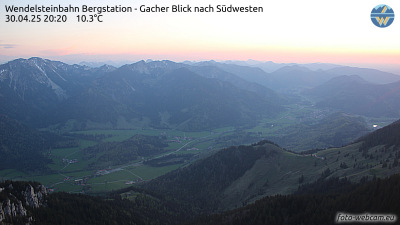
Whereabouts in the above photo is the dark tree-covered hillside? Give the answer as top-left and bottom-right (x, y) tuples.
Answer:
(0, 115), (55, 172)
(191, 175), (400, 225)
(358, 119), (400, 151)
(143, 141), (276, 212)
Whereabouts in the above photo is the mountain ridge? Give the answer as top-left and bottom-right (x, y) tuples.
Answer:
(43, 61), (283, 131)
(304, 75), (400, 117)
(0, 57), (113, 126)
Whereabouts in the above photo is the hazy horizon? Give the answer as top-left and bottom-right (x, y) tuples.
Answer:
(1, 55), (400, 75)
(1, 0), (399, 74)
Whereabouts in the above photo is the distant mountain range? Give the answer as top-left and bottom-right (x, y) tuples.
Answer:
(0, 58), (114, 126)
(56, 61), (284, 131)
(304, 75), (400, 117)
(263, 64), (399, 91)
(188, 60), (400, 93)
(0, 58), (283, 131)
(1, 57), (399, 131)
(223, 60), (340, 72)
(223, 59), (400, 80)
(326, 66), (400, 84)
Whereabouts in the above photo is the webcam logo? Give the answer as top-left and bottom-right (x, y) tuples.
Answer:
(371, 4), (395, 28)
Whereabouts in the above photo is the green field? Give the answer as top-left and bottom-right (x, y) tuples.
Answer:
(0, 126), (239, 193)
(1, 102), (398, 194)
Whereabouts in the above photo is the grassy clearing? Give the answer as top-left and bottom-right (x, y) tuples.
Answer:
(129, 164), (182, 180)
(86, 164), (182, 193)
(176, 150), (201, 155)
(29, 173), (67, 186)
(73, 128), (215, 143)
(48, 139), (98, 173)
(89, 180), (131, 193)
(88, 170), (133, 184)
(51, 182), (84, 193)
(221, 138), (400, 209)
(0, 169), (28, 181)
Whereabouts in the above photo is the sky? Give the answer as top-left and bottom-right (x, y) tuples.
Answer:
(1, 0), (400, 73)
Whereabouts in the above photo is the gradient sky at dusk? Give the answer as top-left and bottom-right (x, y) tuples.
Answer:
(1, 0), (399, 72)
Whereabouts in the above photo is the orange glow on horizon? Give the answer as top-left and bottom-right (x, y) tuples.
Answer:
(2, 38), (399, 67)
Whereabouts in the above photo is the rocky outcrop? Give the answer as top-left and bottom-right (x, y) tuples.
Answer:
(23, 184), (47, 209)
(1, 199), (27, 218)
(0, 181), (47, 224)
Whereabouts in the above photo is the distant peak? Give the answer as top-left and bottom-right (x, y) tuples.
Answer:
(329, 75), (369, 84)
(8, 57), (50, 66)
(121, 59), (181, 74)
(27, 57), (49, 64)
(276, 65), (311, 73)
(28, 57), (44, 61)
